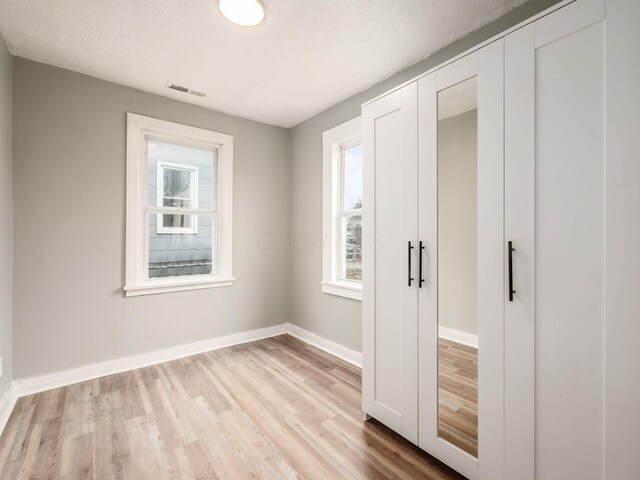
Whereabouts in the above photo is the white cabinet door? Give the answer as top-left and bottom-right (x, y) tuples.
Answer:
(362, 82), (418, 443)
(418, 40), (505, 480)
(505, 2), (605, 479)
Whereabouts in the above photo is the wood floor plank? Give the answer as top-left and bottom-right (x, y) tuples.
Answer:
(206, 356), (341, 479)
(13, 421), (42, 480)
(0, 398), (33, 473)
(56, 432), (94, 479)
(0, 335), (465, 480)
(218, 408), (299, 480)
(93, 401), (133, 480)
(8, 402), (35, 462)
(170, 440), (219, 480)
(31, 388), (67, 425)
(181, 396), (255, 480)
(126, 414), (171, 480)
(59, 383), (94, 439)
(28, 416), (64, 480)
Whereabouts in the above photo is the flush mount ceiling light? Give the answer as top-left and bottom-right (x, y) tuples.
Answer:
(218, 0), (265, 27)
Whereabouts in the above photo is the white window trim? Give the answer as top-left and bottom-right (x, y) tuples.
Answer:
(322, 116), (362, 301)
(125, 113), (234, 297)
(156, 160), (199, 235)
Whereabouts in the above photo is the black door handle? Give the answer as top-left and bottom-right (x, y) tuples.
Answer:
(419, 241), (426, 288)
(408, 241), (414, 287)
(508, 241), (515, 301)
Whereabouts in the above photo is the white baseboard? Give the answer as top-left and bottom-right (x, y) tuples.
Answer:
(9, 322), (361, 409)
(13, 323), (287, 397)
(286, 323), (362, 368)
(0, 384), (18, 438)
(439, 326), (478, 348)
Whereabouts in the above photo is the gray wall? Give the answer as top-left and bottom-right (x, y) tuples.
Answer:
(0, 34), (12, 398)
(12, 58), (290, 379)
(289, 0), (563, 352)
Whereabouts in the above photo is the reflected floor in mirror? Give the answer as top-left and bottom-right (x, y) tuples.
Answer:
(438, 338), (478, 457)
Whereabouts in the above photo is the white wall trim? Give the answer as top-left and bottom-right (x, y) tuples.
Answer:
(438, 326), (479, 349)
(320, 281), (362, 301)
(0, 384), (18, 438)
(13, 324), (287, 397)
(286, 323), (362, 367)
(9, 323), (362, 402)
(124, 276), (235, 297)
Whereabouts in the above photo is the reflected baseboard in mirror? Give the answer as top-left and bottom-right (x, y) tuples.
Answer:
(438, 337), (478, 457)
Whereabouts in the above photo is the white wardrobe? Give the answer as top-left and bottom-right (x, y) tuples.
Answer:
(362, 1), (606, 479)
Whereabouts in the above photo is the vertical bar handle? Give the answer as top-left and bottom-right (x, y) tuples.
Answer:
(508, 241), (515, 301)
(419, 241), (426, 288)
(408, 241), (414, 287)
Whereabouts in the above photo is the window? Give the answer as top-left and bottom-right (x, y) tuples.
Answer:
(339, 141), (363, 281)
(322, 116), (363, 300)
(156, 160), (198, 234)
(125, 114), (233, 296)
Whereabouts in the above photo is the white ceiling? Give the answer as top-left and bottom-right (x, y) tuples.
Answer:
(0, 0), (528, 127)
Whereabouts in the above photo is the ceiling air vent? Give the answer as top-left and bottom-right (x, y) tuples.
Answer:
(166, 82), (207, 98)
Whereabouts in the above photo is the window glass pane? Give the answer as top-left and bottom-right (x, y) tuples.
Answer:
(342, 144), (363, 211)
(147, 139), (216, 209)
(341, 214), (362, 281)
(162, 213), (192, 229)
(163, 168), (192, 202)
(148, 214), (216, 278)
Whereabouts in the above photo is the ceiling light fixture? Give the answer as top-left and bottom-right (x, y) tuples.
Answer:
(218, 0), (265, 27)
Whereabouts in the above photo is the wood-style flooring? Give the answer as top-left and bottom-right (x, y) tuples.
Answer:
(0, 335), (465, 480)
(437, 338), (478, 457)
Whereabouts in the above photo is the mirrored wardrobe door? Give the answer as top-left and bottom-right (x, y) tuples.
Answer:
(418, 39), (505, 480)
(436, 75), (478, 457)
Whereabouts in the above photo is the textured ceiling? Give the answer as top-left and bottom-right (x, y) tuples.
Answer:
(0, 0), (528, 127)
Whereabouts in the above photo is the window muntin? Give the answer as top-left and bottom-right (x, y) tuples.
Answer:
(125, 114), (233, 296)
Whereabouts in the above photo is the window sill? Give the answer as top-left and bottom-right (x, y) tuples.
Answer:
(321, 281), (362, 301)
(124, 276), (235, 297)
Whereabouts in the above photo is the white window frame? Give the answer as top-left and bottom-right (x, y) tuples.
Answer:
(321, 116), (363, 301)
(125, 113), (234, 296)
(156, 161), (199, 235)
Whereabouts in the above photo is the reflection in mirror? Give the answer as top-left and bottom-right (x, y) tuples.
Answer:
(437, 77), (478, 457)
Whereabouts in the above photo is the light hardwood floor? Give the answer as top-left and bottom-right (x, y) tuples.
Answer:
(437, 338), (478, 457)
(0, 335), (465, 480)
